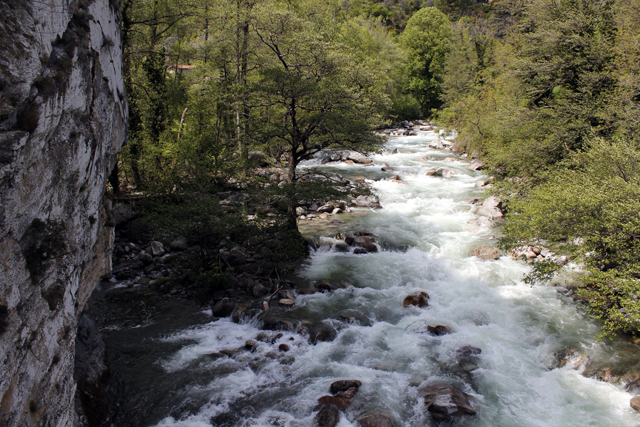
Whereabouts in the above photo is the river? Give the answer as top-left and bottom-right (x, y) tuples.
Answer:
(96, 129), (640, 427)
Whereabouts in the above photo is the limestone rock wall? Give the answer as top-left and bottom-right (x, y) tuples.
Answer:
(0, 1), (126, 426)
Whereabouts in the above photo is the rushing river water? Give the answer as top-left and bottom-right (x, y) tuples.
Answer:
(97, 130), (640, 427)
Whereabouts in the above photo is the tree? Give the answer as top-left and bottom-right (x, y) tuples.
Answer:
(400, 6), (451, 116)
(250, 2), (387, 227)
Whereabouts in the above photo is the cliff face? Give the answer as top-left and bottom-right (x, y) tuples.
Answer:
(0, 1), (126, 426)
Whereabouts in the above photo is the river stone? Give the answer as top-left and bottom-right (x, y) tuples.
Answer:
(429, 140), (445, 149)
(423, 384), (476, 420)
(279, 298), (295, 307)
(278, 343), (290, 352)
(334, 241), (350, 252)
(353, 195), (382, 209)
(318, 395), (351, 410)
(474, 216), (496, 227)
(150, 241), (165, 256)
(316, 405), (340, 427)
(456, 345), (482, 371)
(336, 387), (358, 399)
(425, 167), (443, 176)
(477, 196), (504, 219)
(212, 299), (236, 318)
(391, 148), (398, 154)
(252, 284), (269, 297)
(317, 203), (335, 213)
(442, 168), (455, 178)
(356, 413), (396, 427)
(444, 157), (457, 162)
(381, 166), (396, 172)
(403, 291), (429, 308)
(468, 159), (484, 170)
(138, 251), (153, 265)
(232, 302), (252, 323)
(348, 152), (373, 164)
(330, 380), (362, 394)
(631, 397), (640, 412)
(427, 324), (452, 336)
(354, 236), (377, 252)
(469, 245), (500, 260)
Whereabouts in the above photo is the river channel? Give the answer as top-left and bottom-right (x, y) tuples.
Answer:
(95, 129), (640, 427)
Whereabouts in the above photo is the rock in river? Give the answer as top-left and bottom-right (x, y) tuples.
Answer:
(356, 413), (396, 427)
(330, 379), (362, 394)
(427, 324), (452, 336)
(423, 384), (477, 420)
(403, 291), (429, 308)
(469, 245), (500, 260)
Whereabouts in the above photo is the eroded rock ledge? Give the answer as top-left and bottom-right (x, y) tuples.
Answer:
(0, 1), (126, 426)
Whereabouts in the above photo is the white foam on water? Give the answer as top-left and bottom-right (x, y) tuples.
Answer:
(152, 131), (639, 427)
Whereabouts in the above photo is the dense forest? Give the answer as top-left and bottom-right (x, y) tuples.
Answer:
(114, 0), (640, 337)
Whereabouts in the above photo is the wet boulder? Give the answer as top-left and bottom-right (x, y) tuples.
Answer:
(423, 384), (476, 420)
(356, 413), (396, 427)
(469, 245), (500, 260)
(631, 397), (640, 413)
(279, 298), (295, 307)
(211, 298), (236, 318)
(352, 195), (382, 209)
(318, 395), (352, 411)
(425, 167), (454, 178)
(427, 325), (452, 336)
(316, 405), (340, 427)
(354, 236), (378, 253)
(403, 291), (429, 308)
(330, 380), (362, 394)
(554, 348), (590, 370)
(456, 345), (482, 372)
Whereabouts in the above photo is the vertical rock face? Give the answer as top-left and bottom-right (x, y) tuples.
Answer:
(0, 1), (126, 426)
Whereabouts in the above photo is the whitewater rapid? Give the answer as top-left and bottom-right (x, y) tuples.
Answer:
(142, 130), (638, 426)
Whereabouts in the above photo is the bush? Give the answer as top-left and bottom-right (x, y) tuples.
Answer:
(503, 137), (640, 336)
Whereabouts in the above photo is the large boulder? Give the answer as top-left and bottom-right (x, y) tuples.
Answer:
(427, 325), (452, 336)
(347, 152), (373, 164)
(150, 241), (165, 257)
(469, 245), (500, 260)
(330, 379), (362, 394)
(403, 291), (429, 308)
(425, 167), (454, 178)
(318, 395), (351, 411)
(456, 345), (482, 372)
(468, 159), (484, 170)
(352, 195), (382, 209)
(423, 384), (476, 420)
(316, 405), (340, 427)
(354, 236), (378, 253)
(476, 196), (504, 219)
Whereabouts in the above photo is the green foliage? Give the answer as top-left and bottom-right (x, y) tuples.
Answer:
(503, 138), (640, 335)
(523, 259), (561, 286)
(400, 7), (452, 116)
